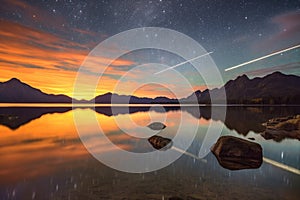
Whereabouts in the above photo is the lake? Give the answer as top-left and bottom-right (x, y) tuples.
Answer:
(0, 105), (299, 200)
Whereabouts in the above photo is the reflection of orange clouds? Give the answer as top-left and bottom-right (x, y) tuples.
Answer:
(0, 108), (192, 184)
(0, 109), (136, 184)
(0, 110), (86, 184)
(129, 112), (152, 126)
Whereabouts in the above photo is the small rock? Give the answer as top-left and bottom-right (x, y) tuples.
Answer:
(148, 135), (172, 150)
(147, 122), (166, 130)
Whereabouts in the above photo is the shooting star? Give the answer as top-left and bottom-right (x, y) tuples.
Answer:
(263, 157), (300, 175)
(172, 146), (300, 175)
(225, 44), (300, 71)
(154, 51), (213, 75)
(150, 135), (299, 175)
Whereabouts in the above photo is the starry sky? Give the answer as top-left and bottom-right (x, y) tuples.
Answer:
(0, 0), (299, 99)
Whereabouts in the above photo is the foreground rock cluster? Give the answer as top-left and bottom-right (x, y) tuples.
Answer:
(261, 115), (300, 142)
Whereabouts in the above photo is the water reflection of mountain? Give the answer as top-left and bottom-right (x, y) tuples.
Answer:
(204, 106), (300, 135)
(93, 106), (180, 116)
(183, 106), (300, 135)
(0, 107), (71, 129)
(1, 106), (299, 136)
(96, 106), (300, 136)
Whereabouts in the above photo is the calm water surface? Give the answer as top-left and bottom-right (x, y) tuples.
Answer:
(0, 106), (299, 199)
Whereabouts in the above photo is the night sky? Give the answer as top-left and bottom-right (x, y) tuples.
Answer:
(0, 0), (299, 98)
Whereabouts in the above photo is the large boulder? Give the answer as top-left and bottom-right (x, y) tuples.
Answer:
(211, 136), (263, 170)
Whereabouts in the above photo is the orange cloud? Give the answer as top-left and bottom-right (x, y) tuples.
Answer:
(131, 83), (178, 98)
(0, 19), (136, 99)
(0, 9), (202, 100)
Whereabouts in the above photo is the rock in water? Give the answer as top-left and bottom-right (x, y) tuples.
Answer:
(261, 115), (300, 142)
(211, 136), (263, 170)
(148, 135), (172, 150)
(147, 122), (166, 130)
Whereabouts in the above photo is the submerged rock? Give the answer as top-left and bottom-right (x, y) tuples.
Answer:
(148, 135), (172, 150)
(211, 136), (263, 170)
(147, 122), (166, 130)
(261, 115), (300, 142)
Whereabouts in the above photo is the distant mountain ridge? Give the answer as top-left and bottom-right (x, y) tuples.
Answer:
(184, 71), (300, 104)
(92, 92), (178, 104)
(0, 71), (300, 104)
(0, 78), (72, 103)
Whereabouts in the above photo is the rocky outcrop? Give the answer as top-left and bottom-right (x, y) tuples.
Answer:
(261, 115), (300, 142)
(211, 136), (263, 170)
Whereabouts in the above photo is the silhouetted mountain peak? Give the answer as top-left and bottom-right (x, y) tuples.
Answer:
(270, 71), (284, 76)
(235, 74), (250, 82)
(0, 78), (72, 103)
(224, 74), (249, 89)
(6, 78), (22, 84)
(195, 90), (201, 95)
(102, 92), (113, 96)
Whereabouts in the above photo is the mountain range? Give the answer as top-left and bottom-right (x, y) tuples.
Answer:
(184, 71), (300, 104)
(92, 92), (178, 104)
(0, 78), (72, 103)
(0, 71), (299, 104)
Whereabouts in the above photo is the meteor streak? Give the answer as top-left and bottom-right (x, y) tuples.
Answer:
(263, 157), (300, 175)
(154, 51), (213, 75)
(225, 44), (300, 71)
(172, 146), (300, 175)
